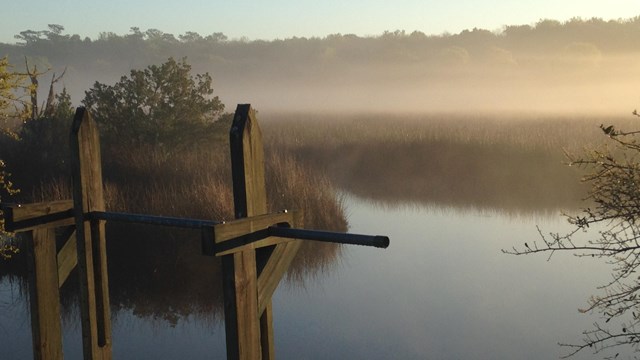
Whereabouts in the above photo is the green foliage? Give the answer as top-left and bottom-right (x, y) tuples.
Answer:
(83, 57), (225, 149)
(0, 56), (27, 130)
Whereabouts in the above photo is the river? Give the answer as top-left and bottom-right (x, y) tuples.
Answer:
(0, 192), (616, 359)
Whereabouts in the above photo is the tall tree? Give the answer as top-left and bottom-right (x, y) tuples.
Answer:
(83, 57), (225, 148)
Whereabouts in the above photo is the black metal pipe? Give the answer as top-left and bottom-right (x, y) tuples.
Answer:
(86, 211), (389, 249)
(268, 226), (389, 249)
(88, 211), (220, 229)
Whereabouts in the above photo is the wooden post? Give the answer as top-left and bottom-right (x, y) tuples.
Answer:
(223, 104), (265, 359)
(70, 107), (112, 360)
(224, 104), (303, 360)
(26, 228), (64, 360)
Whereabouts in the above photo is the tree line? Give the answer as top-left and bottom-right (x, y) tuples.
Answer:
(5, 17), (640, 62)
(2, 17), (639, 114)
(2, 17), (640, 83)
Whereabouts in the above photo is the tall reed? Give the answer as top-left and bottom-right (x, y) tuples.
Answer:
(262, 112), (616, 213)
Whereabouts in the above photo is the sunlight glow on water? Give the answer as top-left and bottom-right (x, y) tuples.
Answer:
(273, 195), (614, 359)
(0, 196), (621, 359)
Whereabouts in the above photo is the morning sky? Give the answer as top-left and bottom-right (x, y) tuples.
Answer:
(2, 0), (639, 43)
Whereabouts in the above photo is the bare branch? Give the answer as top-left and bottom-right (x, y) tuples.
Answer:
(506, 114), (640, 358)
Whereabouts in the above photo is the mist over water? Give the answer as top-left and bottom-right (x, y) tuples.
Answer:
(48, 51), (640, 115)
(3, 18), (640, 115)
(221, 53), (640, 114)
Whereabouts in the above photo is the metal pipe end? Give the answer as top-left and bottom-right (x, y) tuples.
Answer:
(374, 236), (390, 249)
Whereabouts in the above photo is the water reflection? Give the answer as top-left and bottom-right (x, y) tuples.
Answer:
(0, 220), (343, 359)
(0, 277), (32, 359)
(271, 194), (613, 360)
(0, 196), (616, 359)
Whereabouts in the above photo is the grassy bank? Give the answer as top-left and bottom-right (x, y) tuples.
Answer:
(262, 112), (630, 213)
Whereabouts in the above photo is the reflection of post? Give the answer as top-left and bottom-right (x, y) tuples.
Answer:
(71, 107), (112, 360)
(26, 228), (63, 359)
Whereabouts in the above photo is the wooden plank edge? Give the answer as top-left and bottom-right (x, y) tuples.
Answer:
(57, 230), (77, 288)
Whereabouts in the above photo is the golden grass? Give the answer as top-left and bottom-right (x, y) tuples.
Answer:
(263, 112), (633, 152)
(260, 112), (624, 213)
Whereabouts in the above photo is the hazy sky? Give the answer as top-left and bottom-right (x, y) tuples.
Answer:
(2, 0), (639, 44)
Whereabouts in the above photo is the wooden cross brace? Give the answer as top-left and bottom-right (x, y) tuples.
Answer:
(1, 104), (389, 360)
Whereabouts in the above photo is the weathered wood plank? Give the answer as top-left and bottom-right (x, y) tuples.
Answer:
(213, 211), (294, 256)
(260, 302), (275, 360)
(257, 241), (302, 315)
(57, 229), (78, 288)
(257, 212), (303, 315)
(27, 228), (64, 360)
(1, 200), (74, 232)
(214, 212), (293, 243)
(224, 250), (261, 359)
(216, 236), (294, 257)
(230, 104), (268, 220)
(71, 107), (112, 360)
(223, 104), (265, 360)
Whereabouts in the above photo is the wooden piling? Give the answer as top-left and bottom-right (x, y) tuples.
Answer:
(26, 228), (64, 360)
(224, 104), (303, 360)
(224, 104), (265, 359)
(70, 107), (112, 360)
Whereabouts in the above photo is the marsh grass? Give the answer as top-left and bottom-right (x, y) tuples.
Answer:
(263, 112), (630, 151)
(262, 112), (629, 213)
(0, 124), (347, 322)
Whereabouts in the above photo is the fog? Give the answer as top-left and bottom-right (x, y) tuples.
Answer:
(3, 18), (640, 115)
(219, 54), (640, 114)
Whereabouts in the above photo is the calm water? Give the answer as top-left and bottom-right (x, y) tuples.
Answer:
(0, 195), (618, 359)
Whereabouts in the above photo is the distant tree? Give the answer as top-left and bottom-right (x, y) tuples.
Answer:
(145, 28), (177, 42)
(205, 32), (228, 43)
(14, 24), (68, 45)
(179, 31), (203, 43)
(82, 57), (225, 148)
(14, 29), (47, 45)
(45, 24), (67, 41)
(505, 112), (640, 358)
(128, 27), (145, 40)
